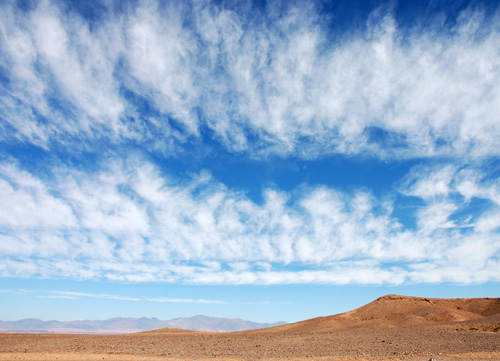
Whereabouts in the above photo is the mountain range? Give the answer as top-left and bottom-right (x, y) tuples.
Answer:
(0, 315), (286, 334)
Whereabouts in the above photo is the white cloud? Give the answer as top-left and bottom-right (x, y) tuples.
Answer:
(416, 201), (458, 234)
(125, 1), (199, 135)
(0, 158), (498, 285)
(0, 162), (76, 229)
(475, 209), (500, 233)
(401, 165), (457, 200)
(0, 1), (125, 146)
(54, 291), (141, 302)
(0, 1), (498, 158)
(144, 297), (225, 304)
(1, 289), (225, 304)
(59, 167), (150, 236)
(455, 167), (500, 206)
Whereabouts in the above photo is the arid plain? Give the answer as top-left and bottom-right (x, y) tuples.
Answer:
(1, 295), (499, 361)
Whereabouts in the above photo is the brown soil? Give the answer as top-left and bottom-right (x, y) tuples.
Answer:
(1, 295), (498, 361)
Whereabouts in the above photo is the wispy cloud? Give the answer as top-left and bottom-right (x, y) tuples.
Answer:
(0, 1), (498, 158)
(38, 295), (77, 300)
(0, 157), (498, 285)
(144, 297), (225, 304)
(2, 289), (225, 304)
(53, 291), (224, 304)
(54, 291), (141, 302)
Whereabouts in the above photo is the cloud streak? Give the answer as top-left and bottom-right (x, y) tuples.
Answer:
(2, 289), (225, 304)
(0, 1), (498, 158)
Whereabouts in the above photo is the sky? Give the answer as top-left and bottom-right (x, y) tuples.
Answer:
(0, 0), (499, 323)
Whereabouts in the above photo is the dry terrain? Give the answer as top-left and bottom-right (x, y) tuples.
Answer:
(1, 295), (499, 361)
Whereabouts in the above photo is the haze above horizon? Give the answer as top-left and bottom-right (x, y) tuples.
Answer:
(0, 0), (498, 323)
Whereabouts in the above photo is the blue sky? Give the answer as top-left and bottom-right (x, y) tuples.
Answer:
(0, 0), (499, 323)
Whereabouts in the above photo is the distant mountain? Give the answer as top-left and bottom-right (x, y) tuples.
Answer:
(0, 316), (286, 334)
(163, 315), (284, 332)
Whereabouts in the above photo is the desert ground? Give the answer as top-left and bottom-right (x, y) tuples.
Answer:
(1, 295), (498, 361)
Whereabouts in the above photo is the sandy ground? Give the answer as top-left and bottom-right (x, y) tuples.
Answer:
(0, 325), (498, 361)
(0, 351), (499, 361)
(1, 295), (498, 360)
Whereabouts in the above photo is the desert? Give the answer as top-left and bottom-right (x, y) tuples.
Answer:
(1, 295), (498, 361)
(1, 0), (499, 359)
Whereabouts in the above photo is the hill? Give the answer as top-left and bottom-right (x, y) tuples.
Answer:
(246, 294), (500, 333)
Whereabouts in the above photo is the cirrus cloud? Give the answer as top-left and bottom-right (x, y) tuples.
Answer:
(0, 0), (498, 158)
(0, 157), (498, 285)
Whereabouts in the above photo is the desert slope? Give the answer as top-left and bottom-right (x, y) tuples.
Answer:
(250, 294), (500, 334)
